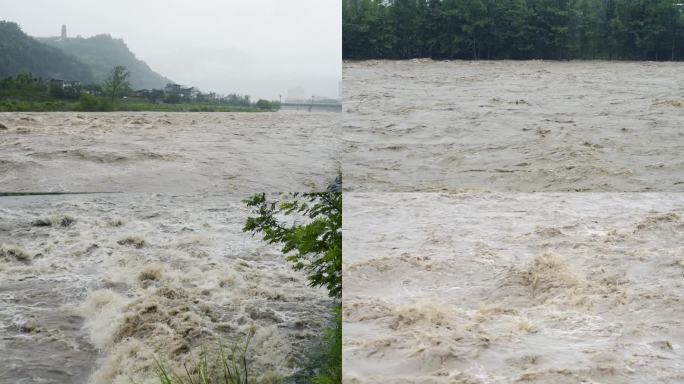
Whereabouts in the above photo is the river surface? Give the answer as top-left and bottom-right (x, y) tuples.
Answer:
(0, 193), (329, 384)
(343, 192), (684, 383)
(343, 60), (684, 192)
(0, 111), (340, 193)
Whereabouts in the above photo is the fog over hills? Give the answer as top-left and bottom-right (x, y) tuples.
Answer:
(0, 21), (94, 83)
(1, 0), (341, 100)
(38, 32), (173, 90)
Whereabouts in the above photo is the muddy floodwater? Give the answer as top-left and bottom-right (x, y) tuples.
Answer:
(0, 193), (329, 384)
(0, 111), (340, 193)
(343, 60), (684, 192)
(343, 193), (684, 383)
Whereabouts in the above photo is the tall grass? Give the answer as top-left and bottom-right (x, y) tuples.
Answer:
(311, 306), (342, 384)
(154, 328), (256, 384)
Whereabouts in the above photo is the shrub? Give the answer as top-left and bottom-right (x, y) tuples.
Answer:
(255, 99), (273, 110)
(79, 94), (115, 111)
(98, 97), (114, 111)
(79, 94), (99, 111)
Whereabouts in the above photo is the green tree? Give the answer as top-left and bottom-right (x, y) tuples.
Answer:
(103, 65), (131, 100)
(342, 0), (684, 60)
(243, 192), (341, 298)
(244, 192), (342, 383)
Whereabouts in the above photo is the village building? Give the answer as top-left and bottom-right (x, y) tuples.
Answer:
(164, 83), (182, 94)
(49, 78), (81, 89)
(164, 83), (200, 99)
(181, 87), (200, 99)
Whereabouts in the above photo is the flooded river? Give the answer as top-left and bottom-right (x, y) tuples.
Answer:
(343, 192), (684, 383)
(0, 111), (340, 193)
(0, 193), (329, 384)
(343, 60), (684, 192)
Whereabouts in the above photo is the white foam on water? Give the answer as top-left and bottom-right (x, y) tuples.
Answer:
(343, 193), (684, 383)
(0, 193), (330, 384)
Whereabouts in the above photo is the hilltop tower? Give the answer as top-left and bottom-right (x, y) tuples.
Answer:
(61, 25), (67, 40)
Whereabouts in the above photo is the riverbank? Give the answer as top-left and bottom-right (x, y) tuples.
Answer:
(0, 98), (272, 113)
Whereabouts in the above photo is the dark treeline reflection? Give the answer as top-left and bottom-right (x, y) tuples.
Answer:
(343, 0), (684, 60)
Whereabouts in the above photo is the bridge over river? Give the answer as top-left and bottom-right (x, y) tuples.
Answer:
(280, 102), (342, 112)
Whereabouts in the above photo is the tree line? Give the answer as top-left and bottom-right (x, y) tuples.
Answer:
(0, 68), (280, 112)
(343, 0), (684, 60)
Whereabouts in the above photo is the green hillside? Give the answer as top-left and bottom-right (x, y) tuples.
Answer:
(38, 34), (173, 89)
(0, 21), (94, 82)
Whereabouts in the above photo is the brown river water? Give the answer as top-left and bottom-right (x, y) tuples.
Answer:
(343, 60), (684, 192)
(0, 111), (340, 193)
(0, 193), (330, 383)
(343, 192), (684, 383)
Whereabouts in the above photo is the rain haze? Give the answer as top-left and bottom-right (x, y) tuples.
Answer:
(0, 0), (341, 100)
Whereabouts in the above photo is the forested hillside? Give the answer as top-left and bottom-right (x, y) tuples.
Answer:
(38, 34), (172, 89)
(0, 21), (94, 82)
(343, 0), (684, 60)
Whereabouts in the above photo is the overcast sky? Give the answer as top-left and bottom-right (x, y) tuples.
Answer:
(1, 0), (341, 99)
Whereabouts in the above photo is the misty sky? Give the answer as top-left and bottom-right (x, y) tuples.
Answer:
(1, 0), (341, 99)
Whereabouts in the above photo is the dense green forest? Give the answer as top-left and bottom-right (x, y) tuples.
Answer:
(0, 21), (95, 82)
(38, 34), (172, 89)
(343, 0), (684, 60)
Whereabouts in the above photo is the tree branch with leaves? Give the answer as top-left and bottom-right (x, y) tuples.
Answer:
(243, 192), (342, 299)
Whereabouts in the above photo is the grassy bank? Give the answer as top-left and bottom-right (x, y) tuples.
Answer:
(0, 97), (273, 112)
(0, 84), (279, 112)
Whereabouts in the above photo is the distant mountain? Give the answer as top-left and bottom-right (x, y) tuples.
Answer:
(38, 33), (173, 90)
(0, 21), (94, 83)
